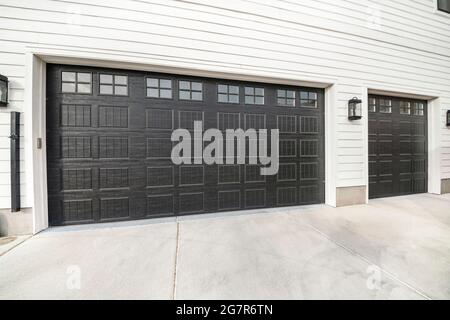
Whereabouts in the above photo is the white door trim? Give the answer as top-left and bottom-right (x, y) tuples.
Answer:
(25, 49), (338, 232)
(364, 84), (442, 199)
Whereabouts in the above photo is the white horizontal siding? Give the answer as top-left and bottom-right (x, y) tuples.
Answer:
(0, 0), (449, 209)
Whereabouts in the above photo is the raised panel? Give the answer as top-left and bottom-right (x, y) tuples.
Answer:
(300, 116), (319, 134)
(99, 106), (128, 128)
(379, 160), (393, 176)
(147, 138), (173, 158)
(277, 187), (297, 206)
(218, 112), (240, 131)
(179, 166), (204, 186)
(245, 189), (265, 208)
(100, 197), (130, 219)
(400, 140), (411, 155)
(62, 168), (92, 191)
(378, 120), (393, 135)
(99, 136), (129, 158)
(277, 115), (296, 133)
(300, 185), (319, 204)
(146, 109), (173, 130)
(245, 113), (266, 130)
(279, 139), (297, 157)
(245, 165), (265, 183)
(61, 136), (92, 158)
(147, 166), (174, 187)
(218, 165), (240, 184)
(300, 140), (318, 157)
(413, 140), (425, 155)
(218, 190), (241, 210)
(179, 193), (204, 214)
(378, 140), (392, 156)
(147, 194), (174, 215)
(277, 163), (297, 182)
(300, 162), (318, 180)
(179, 110), (203, 130)
(400, 160), (412, 174)
(61, 105), (91, 127)
(63, 199), (93, 222)
(99, 168), (129, 189)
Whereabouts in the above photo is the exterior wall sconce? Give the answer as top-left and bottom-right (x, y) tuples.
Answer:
(447, 110), (450, 127)
(348, 97), (362, 120)
(0, 74), (8, 107)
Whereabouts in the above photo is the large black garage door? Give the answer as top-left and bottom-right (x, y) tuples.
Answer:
(46, 64), (324, 226)
(368, 95), (427, 199)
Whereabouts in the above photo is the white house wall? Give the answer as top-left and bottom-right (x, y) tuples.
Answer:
(0, 0), (449, 209)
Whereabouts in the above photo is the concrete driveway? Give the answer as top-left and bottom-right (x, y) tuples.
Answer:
(0, 193), (449, 300)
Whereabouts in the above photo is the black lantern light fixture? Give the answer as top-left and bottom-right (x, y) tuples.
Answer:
(348, 97), (362, 120)
(0, 74), (8, 107)
(447, 110), (450, 127)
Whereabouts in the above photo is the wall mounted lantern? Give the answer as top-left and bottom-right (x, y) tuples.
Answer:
(348, 97), (362, 120)
(447, 110), (450, 127)
(0, 74), (8, 107)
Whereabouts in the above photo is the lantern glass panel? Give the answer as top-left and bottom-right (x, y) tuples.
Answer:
(0, 79), (7, 104)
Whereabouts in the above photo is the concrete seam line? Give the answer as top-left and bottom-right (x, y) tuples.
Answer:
(172, 220), (180, 300)
(0, 235), (32, 258)
(300, 219), (432, 300)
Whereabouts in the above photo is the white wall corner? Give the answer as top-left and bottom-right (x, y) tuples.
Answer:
(25, 53), (48, 234)
(428, 97), (442, 194)
(325, 84), (337, 207)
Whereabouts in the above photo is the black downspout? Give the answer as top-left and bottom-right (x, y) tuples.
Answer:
(9, 111), (20, 212)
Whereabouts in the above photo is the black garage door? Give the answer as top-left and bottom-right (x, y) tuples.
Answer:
(46, 64), (325, 226)
(368, 95), (427, 199)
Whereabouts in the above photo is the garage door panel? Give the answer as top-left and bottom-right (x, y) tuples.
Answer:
(369, 95), (427, 199)
(47, 64), (325, 225)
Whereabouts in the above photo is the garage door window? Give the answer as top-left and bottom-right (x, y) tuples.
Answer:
(100, 74), (128, 96)
(379, 99), (392, 113)
(146, 78), (172, 99)
(244, 87), (264, 105)
(277, 89), (295, 106)
(413, 102), (424, 116)
(61, 71), (92, 94)
(369, 98), (377, 112)
(179, 81), (203, 101)
(400, 101), (411, 115)
(300, 91), (318, 108)
(218, 84), (239, 104)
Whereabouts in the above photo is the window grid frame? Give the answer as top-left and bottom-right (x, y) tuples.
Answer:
(299, 91), (318, 108)
(61, 71), (92, 94)
(399, 101), (411, 115)
(413, 102), (425, 116)
(146, 77), (173, 99)
(244, 87), (265, 105)
(277, 89), (296, 107)
(99, 74), (129, 96)
(379, 99), (392, 114)
(368, 97), (377, 113)
(217, 84), (240, 104)
(179, 80), (203, 101)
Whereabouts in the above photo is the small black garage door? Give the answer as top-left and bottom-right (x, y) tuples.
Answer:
(46, 64), (325, 226)
(368, 95), (427, 199)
